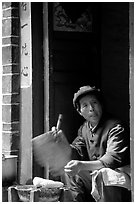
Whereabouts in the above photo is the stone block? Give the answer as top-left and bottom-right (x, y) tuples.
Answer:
(2, 2), (19, 9)
(3, 122), (20, 132)
(2, 75), (12, 94)
(3, 8), (19, 18)
(12, 45), (20, 63)
(2, 132), (12, 152)
(2, 104), (20, 123)
(2, 18), (12, 36)
(3, 64), (19, 74)
(3, 94), (20, 104)
(2, 2), (12, 9)
(2, 46), (12, 64)
(2, 131), (20, 153)
(12, 18), (20, 36)
(2, 37), (20, 46)
(2, 45), (19, 65)
(2, 18), (19, 37)
(2, 74), (20, 94)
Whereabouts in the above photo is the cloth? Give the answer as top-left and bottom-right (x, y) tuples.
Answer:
(62, 170), (95, 202)
(91, 166), (131, 201)
(63, 166), (131, 202)
(71, 113), (130, 169)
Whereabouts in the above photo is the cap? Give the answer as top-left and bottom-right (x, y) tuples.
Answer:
(73, 86), (100, 111)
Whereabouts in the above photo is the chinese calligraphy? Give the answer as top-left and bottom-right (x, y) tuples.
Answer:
(22, 43), (28, 55)
(21, 2), (27, 11)
(20, 2), (32, 88)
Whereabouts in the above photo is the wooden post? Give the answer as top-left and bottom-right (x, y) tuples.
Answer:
(19, 2), (32, 184)
(129, 2), (134, 201)
(43, 2), (50, 179)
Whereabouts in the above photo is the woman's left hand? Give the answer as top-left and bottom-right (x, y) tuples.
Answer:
(64, 160), (82, 176)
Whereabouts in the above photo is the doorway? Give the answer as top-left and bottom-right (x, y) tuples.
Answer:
(32, 2), (101, 178)
(47, 2), (101, 143)
(31, 3), (131, 185)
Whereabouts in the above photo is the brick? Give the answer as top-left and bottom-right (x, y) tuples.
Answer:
(2, 2), (12, 9)
(3, 94), (20, 104)
(2, 104), (20, 122)
(3, 8), (19, 18)
(12, 75), (20, 93)
(2, 74), (20, 94)
(3, 122), (20, 132)
(12, 18), (20, 36)
(2, 2), (19, 9)
(12, 45), (20, 63)
(2, 46), (19, 65)
(2, 132), (12, 152)
(3, 64), (19, 74)
(2, 46), (12, 64)
(2, 18), (19, 37)
(2, 131), (19, 153)
(11, 105), (20, 122)
(2, 37), (19, 46)
(2, 18), (12, 36)
(2, 75), (12, 94)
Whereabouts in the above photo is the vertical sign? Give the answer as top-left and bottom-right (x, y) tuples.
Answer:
(20, 2), (32, 88)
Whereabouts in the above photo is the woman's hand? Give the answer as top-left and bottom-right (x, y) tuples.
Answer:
(64, 160), (82, 176)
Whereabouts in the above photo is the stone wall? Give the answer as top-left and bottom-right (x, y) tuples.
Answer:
(2, 2), (20, 156)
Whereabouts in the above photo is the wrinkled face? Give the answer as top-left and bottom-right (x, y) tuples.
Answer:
(79, 95), (103, 127)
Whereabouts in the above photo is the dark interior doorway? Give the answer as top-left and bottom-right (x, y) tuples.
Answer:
(32, 3), (44, 178)
(32, 2), (101, 178)
(31, 3), (130, 182)
(48, 3), (101, 143)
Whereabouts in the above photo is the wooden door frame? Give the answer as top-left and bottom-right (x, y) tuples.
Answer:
(129, 2), (134, 201)
(43, 3), (50, 133)
(19, 2), (32, 184)
(43, 2), (50, 178)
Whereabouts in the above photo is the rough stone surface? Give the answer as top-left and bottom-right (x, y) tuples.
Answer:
(2, 104), (20, 123)
(2, 74), (20, 94)
(3, 94), (20, 104)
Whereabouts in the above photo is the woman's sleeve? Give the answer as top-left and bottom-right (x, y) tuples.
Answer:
(99, 123), (130, 169)
(70, 125), (89, 160)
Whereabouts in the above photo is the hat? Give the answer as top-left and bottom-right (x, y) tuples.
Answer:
(73, 86), (101, 111)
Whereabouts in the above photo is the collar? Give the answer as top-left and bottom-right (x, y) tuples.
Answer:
(88, 122), (97, 133)
(87, 113), (109, 133)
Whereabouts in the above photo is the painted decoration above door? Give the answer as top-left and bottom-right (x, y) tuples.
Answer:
(53, 2), (92, 32)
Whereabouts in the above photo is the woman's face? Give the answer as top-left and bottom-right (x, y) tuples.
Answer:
(79, 94), (103, 127)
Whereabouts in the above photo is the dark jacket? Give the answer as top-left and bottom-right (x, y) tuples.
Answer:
(70, 114), (130, 169)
